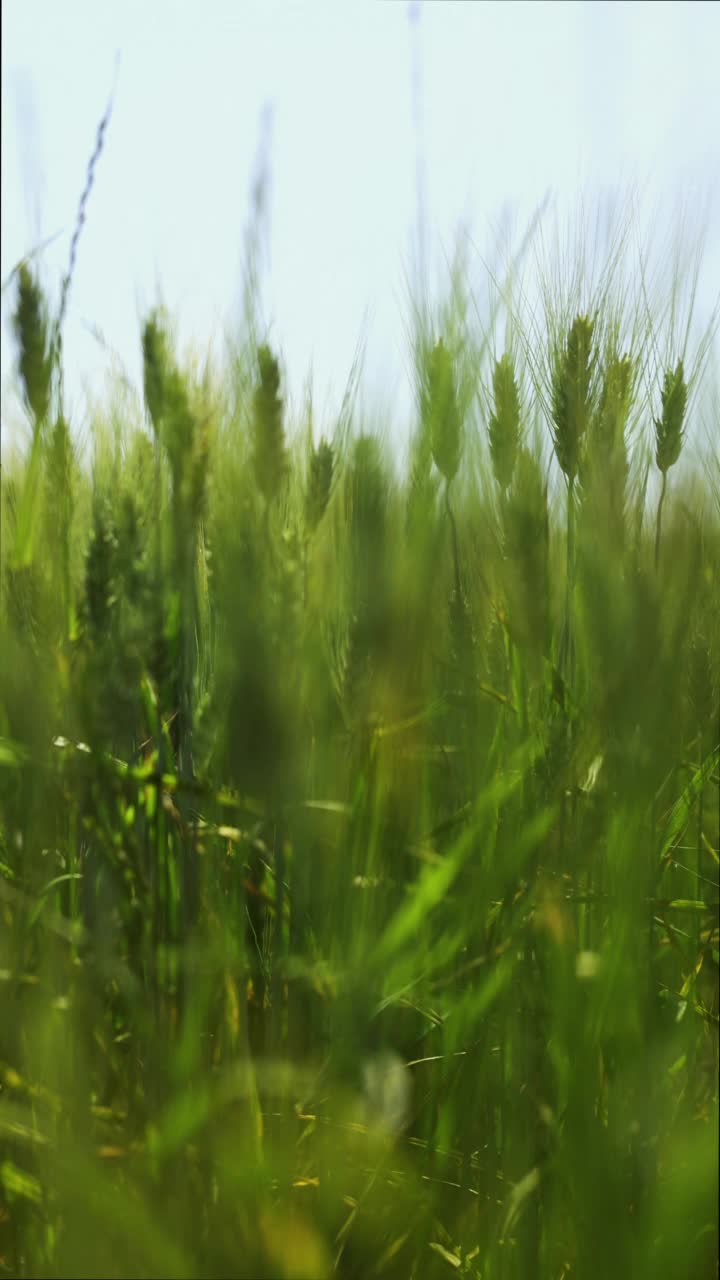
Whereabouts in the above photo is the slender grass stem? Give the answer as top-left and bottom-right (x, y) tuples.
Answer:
(654, 470), (668, 571)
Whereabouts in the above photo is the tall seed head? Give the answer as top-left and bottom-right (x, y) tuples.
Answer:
(306, 439), (334, 534)
(426, 338), (462, 484)
(345, 435), (389, 666)
(116, 487), (145, 606)
(582, 351), (633, 546)
(84, 500), (117, 637)
(597, 352), (631, 477)
(654, 359), (687, 474)
(551, 314), (597, 483)
(188, 418), (211, 528)
(252, 344), (287, 503)
(597, 353), (632, 449)
(142, 310), (170, 436)
(488, 353), (521, 491)
(163, 367), (197, 496)
(406, 430), (438, 539)
(502, 446), (550, 663)
(46, 415), (74, 512)
(142, 312), (201, 517)
(347, 435), (387, 559)
(45, 415), (74, 563)
(13, 264), (53, 426)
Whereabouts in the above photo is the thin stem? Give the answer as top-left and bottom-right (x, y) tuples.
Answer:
(566, 476), (575, 615)
(560, 475), (576, 685)
(445, 478), (462, 600)
(654, 470), (668, 571)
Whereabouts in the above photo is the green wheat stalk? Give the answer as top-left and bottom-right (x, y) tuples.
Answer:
(551, 313), (598, 680)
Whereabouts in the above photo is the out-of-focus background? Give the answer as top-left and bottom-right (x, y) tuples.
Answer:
(2, 0), (719, 452)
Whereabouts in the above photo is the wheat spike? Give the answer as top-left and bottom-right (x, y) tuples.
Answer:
(142, 310), (171, 437)
(12, 265), (53, 427)
(654, 359), (688, 570)
(581, 350), (633, 552)
(488, 353), (521, 491)
(347, 434), (387, 559)
(253, 344), (287, 504)
(426, 338), (462, 484)
(502, 446), (550, 668)
(654, 359), (687, 474)
(596, 352), (632, 467)
(551, 314), (597, 484)
(84, 500), (117, 637)
(306, 439), (334, 534)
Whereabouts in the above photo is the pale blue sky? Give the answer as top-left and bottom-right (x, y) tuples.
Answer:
(2, 0), (719, 455)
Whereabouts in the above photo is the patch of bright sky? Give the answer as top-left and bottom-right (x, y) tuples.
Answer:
(1, 0), (718, 457)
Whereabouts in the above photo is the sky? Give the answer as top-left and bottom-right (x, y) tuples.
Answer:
(2, 0), (719, 457)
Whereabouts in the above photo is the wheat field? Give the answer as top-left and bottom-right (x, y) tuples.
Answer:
(0, 167), (718, 1279)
